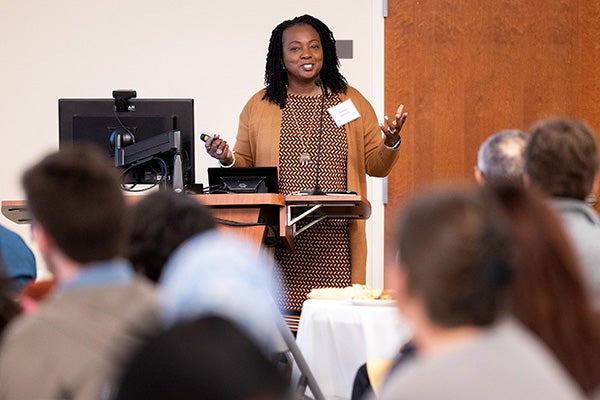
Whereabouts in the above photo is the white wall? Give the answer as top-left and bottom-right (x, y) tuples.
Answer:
(1, 0), (386, 285)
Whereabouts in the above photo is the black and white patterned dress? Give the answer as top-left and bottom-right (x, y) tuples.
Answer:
(274, 93), (352, 312)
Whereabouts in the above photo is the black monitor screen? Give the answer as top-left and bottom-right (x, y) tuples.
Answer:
(59, 98), (195, 189)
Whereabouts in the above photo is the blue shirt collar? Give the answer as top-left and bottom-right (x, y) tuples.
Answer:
(60, 259), (135, 291)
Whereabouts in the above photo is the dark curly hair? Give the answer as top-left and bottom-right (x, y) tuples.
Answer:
(263, 14), (348, 109)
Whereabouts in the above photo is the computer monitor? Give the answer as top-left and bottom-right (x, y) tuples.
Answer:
(58, 94), (195, 190)
(207, 167), (279, 194)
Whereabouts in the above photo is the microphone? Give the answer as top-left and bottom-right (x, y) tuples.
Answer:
(303, 79), (327, 196)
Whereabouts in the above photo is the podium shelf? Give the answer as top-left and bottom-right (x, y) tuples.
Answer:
(1, 201), (31, 224)
(285, 194), (371, 238)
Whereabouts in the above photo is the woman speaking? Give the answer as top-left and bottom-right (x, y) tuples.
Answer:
(205, 14), (408, 314)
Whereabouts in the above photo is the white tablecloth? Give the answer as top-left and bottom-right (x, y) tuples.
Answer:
(294, 299), (412, 400)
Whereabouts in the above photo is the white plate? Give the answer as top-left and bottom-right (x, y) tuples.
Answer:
(352, 299), (396, 307)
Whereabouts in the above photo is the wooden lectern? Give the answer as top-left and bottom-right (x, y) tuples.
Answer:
(1, 194), (289, 249)
(194, 193), (289, 249)
(1, 193), (370, 251)
(195, 193), (371, 250)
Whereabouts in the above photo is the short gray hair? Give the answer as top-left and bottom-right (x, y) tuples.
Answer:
(477, 130), (528, 185)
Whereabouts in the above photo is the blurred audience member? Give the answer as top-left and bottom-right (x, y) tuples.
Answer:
(475, 129), (527, 187)
(128, 190), (215, 283)
(159, 230), (285, 353)
(115, 315), (290, 400)
(377, 185), (585, 400)
(0, 144), (160, 400)
(20, 278), (55, 302)
(351, 342), (416, 400)
(353, 127), (529, 399)
(18, 278), (56, 313)
(0, 224), (36, 291)
(495, 185), (600, 397)
(524, 117), (600, 311)
(0, 250), (21, 335)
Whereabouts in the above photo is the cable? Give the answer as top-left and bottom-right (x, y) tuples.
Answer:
(203, 184), (228, 194)
(119, 157), (169, 192)
(112, 109), (135, 138)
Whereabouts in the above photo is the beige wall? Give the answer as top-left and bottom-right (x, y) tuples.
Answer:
(1, 0), (387, 283)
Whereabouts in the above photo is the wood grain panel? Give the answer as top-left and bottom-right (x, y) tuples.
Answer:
(383, 0), (600, 281)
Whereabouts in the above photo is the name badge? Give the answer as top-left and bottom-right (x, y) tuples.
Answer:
(328, 99), (360, 127)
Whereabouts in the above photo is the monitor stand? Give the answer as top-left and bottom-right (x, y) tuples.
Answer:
(114, 130), (184, 192)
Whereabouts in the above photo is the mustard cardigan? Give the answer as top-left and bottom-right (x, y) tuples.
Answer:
(231, 86), (400, 282)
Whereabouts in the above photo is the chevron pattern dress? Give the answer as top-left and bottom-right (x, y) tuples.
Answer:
(274, 93), (351, 312)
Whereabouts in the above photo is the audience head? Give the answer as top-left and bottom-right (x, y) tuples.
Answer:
(116, 316), (288, 400)
(115, 315), (289, 400)
(159, 230), (284, 352)
(493, 185), (600, 394)
(525, 117), (599, 201)
(475, 129), (527, 187)
(393, 185), (513, 329)
(22, 144), (126, 269)
(128, 190), (215, 282)
(0, 225), (37, 292)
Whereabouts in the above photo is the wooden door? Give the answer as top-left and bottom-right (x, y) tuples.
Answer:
(383, 0), (600, 283)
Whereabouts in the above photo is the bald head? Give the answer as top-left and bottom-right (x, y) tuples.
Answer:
(476, 130), (528, 187)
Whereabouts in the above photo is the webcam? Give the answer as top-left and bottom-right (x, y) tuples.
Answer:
(112, 89), (137, 112)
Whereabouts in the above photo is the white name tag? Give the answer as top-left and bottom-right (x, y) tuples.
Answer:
(328, 99), (360, 127)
